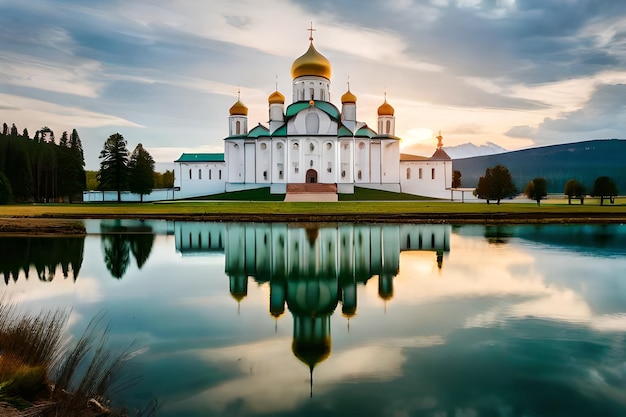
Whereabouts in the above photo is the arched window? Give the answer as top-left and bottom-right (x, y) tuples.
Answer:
(305, 113), (320, 134)
(407, 167), (411, 179)
(432, 168), (436, 179)
(419, 168), (423, 179)
(198, 169), (202, 180)
(189, 169), (192, 180)
(235, 120), (241, 135)
(386, 120), (391, 134)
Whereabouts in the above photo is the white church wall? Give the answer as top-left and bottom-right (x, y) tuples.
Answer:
(272, 141), (286, 183)
(400, 160), (452, 199)
(256, 141), (272, 183)
(226, 141), (244, 183)
(339, 141), (353, 183)
(303, 138), (321, 182)
(382, 141), (400, 183)
(370, 142), (381, 183)
(354, 141), (370, 183)
(288, 139), (303, 183)
(244, 142), (256, 183)
(320, 141), (336, 183)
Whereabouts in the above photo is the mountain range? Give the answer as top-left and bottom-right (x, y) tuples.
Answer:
(451, 139), (626, 194)
(443, 142), (508, 159)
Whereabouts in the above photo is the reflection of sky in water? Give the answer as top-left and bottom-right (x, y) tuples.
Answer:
(2, 223), (625, 417)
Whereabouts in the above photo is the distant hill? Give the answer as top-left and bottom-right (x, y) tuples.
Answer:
(453, 139), (626, 194)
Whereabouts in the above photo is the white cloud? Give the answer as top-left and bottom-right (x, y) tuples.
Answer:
(0, 93), (143, 137)
(0, 51), (104, 98)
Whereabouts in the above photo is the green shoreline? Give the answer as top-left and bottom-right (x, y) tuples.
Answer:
(0, 199), (625, 235)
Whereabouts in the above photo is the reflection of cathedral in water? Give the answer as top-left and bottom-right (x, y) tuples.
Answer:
(175, 222), (450, 393)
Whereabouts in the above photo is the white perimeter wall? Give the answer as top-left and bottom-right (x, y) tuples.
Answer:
(400, 160), (452, 199)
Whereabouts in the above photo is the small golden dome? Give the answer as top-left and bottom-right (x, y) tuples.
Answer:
(268, 90), (285, 104)
(229, 99), (248, 116)
(341, 89), (357, 104)
(377, 100), (394, 116)
(291, 41), (332, 80)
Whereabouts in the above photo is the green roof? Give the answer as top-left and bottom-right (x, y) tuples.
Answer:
(355, 126), (376, 138)
(272, 124), (287, 136)
(285, 100), (340, 120)
(248, 124), (270, 138)
(175, 153), (225, 163)
(338, 125), (353, 137)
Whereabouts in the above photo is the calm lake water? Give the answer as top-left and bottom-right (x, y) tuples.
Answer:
(2, 221), (626, 417)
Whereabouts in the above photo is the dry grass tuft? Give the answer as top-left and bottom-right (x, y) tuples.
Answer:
(0, 297), (151, 416)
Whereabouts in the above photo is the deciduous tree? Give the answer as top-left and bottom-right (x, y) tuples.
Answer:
(591, 176), (618, 206)
(524, 177), (547, 206)
(564, 179), (585, 205)
(473, 164), (518, 205)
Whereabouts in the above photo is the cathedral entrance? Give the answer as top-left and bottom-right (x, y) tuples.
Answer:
(306, 169), (318, 183)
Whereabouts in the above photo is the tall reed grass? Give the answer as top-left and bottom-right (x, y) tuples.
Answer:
(0, 297), (153, 416)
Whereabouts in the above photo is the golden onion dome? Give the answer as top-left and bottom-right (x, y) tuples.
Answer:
(341, 89), (357, 104)
(291, 41), (332, 80)
(377, 100), (394, 116)
(229, 99), (248, 116)
(268, 90), (285, 104)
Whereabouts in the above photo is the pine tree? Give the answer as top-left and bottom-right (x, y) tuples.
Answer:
(128, 143), (155, 202)
(67, 129), (86, 201)
(97, 133), (130, 202)
(10, 124), (18, 136)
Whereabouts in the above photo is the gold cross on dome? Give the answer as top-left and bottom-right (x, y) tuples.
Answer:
(308, 22), (316, 41)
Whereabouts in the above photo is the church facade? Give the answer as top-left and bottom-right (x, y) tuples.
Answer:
(174, 32), (452, 200)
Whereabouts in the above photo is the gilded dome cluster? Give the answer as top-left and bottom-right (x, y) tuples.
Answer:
(291, 41), (332, 80)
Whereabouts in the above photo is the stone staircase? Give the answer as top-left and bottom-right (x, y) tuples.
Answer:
(284, 183), (338, 202)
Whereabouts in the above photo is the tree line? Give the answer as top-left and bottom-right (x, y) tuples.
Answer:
(0, 122), (86, 203)
(457, 165), (620, 205)
(1, 123), (174, 204)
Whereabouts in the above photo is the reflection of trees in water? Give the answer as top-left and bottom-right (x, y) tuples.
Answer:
(0, 236), (85, 284)
(100, 221), (155, 279)
(102, 234), (131, 279)
(484, 225), (514, 245)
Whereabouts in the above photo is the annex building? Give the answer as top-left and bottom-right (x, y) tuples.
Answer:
(174, 31), (452, 200)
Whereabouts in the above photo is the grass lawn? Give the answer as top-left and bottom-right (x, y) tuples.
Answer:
(0, 197), (625, 224)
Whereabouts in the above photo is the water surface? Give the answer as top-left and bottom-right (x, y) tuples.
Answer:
(2, 221), (625, 417)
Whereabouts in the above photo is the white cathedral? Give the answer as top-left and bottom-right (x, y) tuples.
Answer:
(173, 31), (452, 200)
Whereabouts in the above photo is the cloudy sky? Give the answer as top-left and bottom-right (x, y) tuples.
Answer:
(1, 0), (626, 170)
